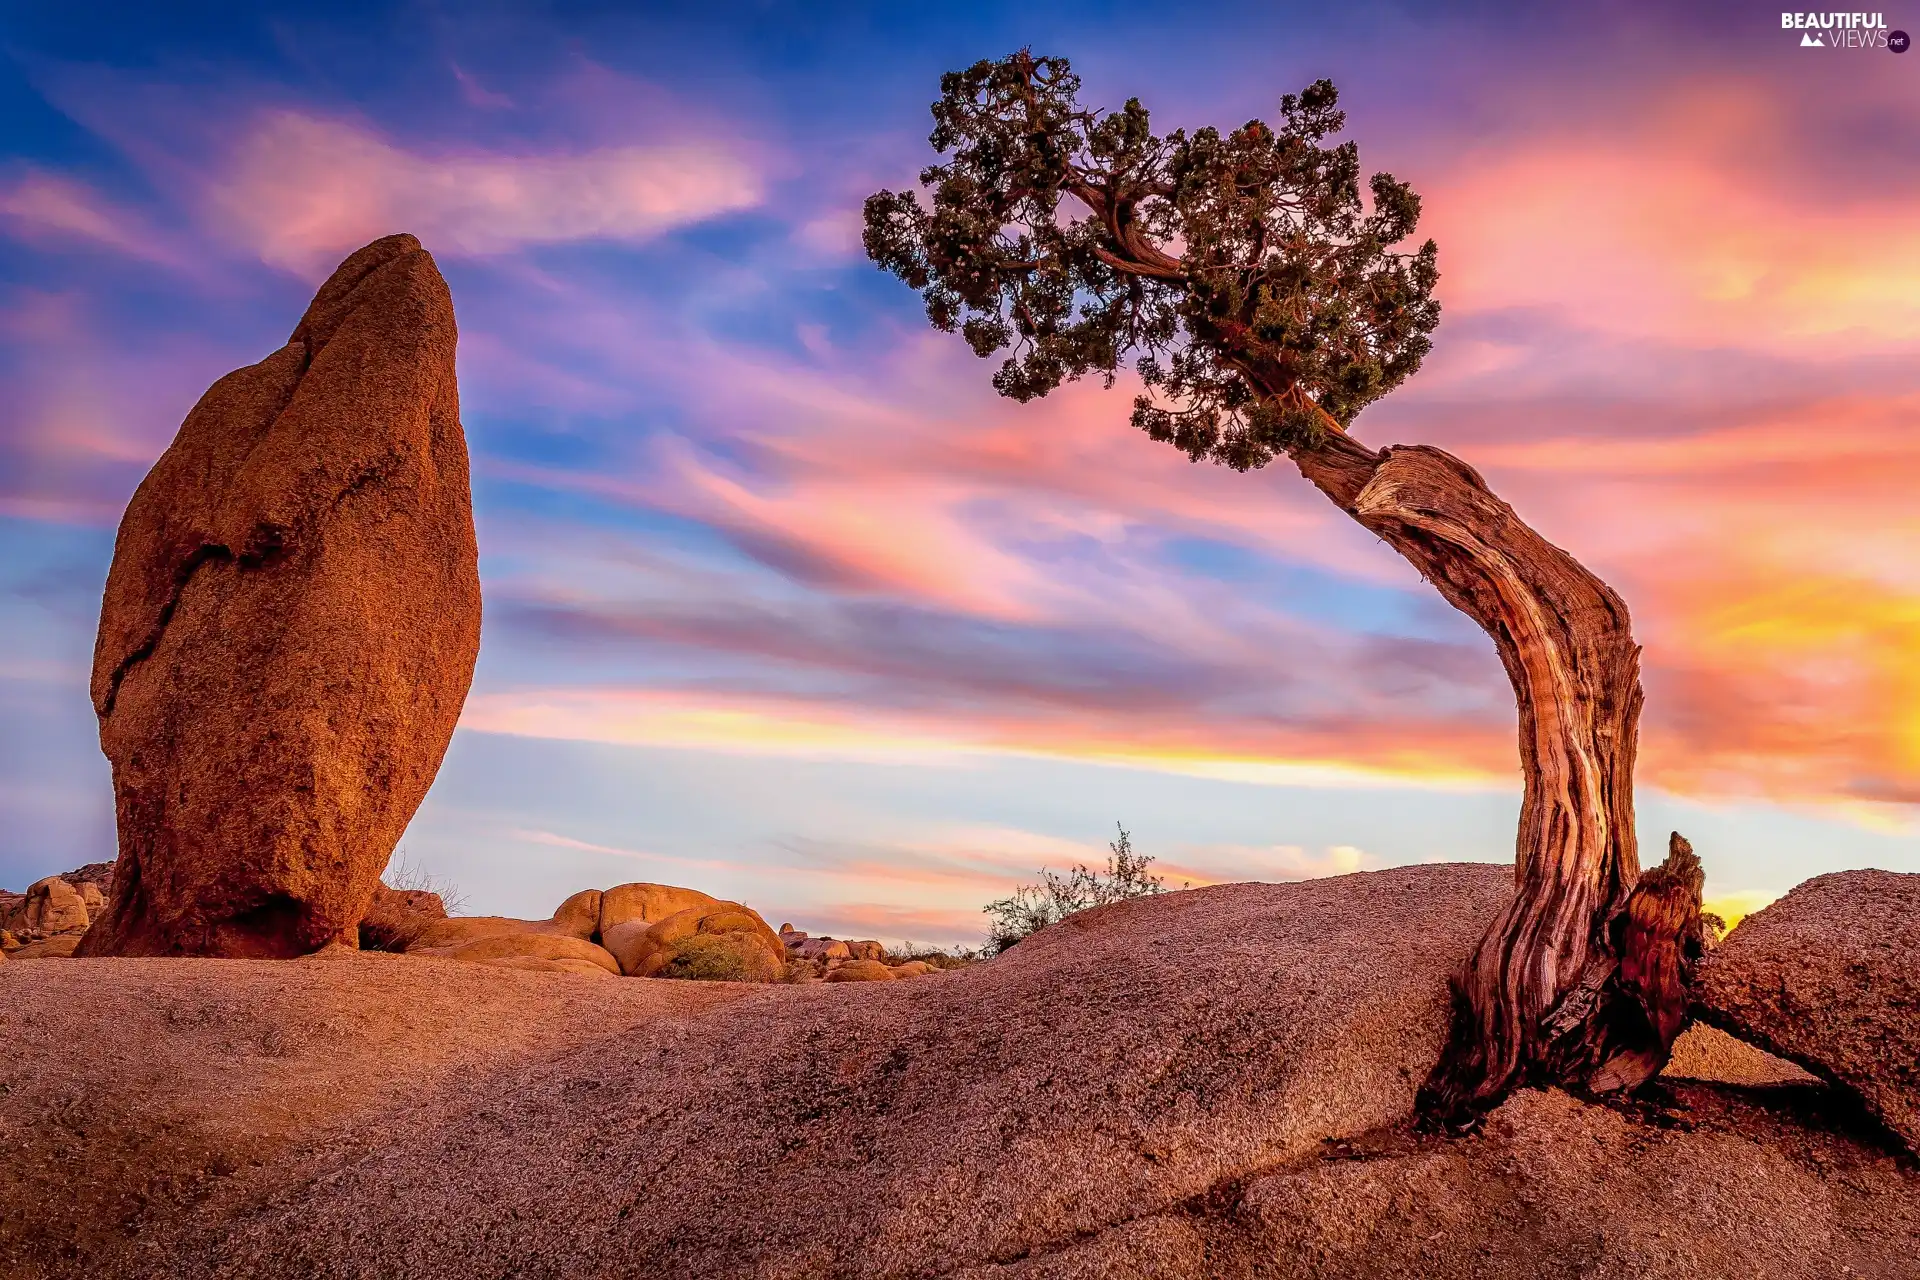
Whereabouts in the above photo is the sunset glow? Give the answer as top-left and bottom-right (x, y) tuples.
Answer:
(2, 2), (1914, 942)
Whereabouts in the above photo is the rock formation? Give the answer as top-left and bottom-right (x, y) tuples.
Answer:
(413, 931), (622, 977)
(598, 882), (723, 936)
(388, 882), (926, 987)
(5, 878), (90, 936)
(1695, 869), (1920, 1153)
(78, 234), (481, 959)
(10, 935), (82, 960)
(603, 902), (784, 980)
(406, 889), (601, 951)
(791, 936), (850, 962)
(7, 864), (1919, 1278)
(824, 958), (895, 982)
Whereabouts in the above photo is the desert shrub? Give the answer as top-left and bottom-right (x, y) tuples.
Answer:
(381, 848), (467, 915)
(659, 933), (782, 983)
(883, 942), (985, 970)
(981, 825), (1175, 954)
(359, 848), (464, 951)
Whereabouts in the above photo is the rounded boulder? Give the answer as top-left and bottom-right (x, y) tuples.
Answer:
(23, 879), (90, 935)
(825, 959), (897, 983)
(604, 903), (783, 981)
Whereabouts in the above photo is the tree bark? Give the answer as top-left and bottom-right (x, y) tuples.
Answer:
(1283, 426), (1704, 1123)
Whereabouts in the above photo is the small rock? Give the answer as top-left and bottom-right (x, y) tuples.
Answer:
(825, 959), (896, 983)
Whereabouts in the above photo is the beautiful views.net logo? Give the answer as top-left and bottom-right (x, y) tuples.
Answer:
(1781, 12), (1910, 50)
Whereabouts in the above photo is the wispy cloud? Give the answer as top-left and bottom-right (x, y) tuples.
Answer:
(206, 110), (764, 275)
(0, 170), (182, 267)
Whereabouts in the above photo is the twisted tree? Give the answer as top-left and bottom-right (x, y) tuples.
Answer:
(864, 52), (1711, 1124)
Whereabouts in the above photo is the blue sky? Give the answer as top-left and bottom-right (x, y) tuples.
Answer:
(2, 1), (1916, 940)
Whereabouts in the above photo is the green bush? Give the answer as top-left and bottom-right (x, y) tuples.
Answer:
(658, 932), (781, 983)
(982, 825), (1177, 954)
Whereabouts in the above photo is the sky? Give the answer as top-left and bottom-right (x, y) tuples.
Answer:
(1, 1), (1916, 944)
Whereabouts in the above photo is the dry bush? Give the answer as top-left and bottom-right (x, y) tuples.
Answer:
(882, 943), (982, 970)
(381, 849), (467, 915)
(359, 849), (462, 952)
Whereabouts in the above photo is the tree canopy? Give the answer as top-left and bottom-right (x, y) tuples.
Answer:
(863, 51), (1441, 471)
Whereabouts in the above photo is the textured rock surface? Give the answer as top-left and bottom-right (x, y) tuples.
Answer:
(179, 867), (1510, 1275)
(1662, 1024), (1817, 1088)
(412, 932), (623, 976)
(477, 956), (618, 979)
(78, 233), (480, 959)
(602, 902), (783, 978)
(597, 882), (722, 936)
(793, 937), (851, 962)
(4, 867), (1917, 1280)
(11, 879), (89, 935)
(10, 935), (81, 959)
(75, 882), (107, 916)
(825, 958), (896, 982)
(407, 889), (604, 953)
(1695, 869), (1920, 1153)
(1213, 1085), (1916, 1280)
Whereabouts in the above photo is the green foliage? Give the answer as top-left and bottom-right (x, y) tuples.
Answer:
(660, 933), (781, 983)
(982, 825), (1176, 954)
(864, 52), (1440, 470)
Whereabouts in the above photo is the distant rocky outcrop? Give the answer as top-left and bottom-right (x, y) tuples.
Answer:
(79, 233), (482, 960)
(1, 873), (100, 960)
(406, 889), (621, 975)
(823, 958), (895, 983)
(1695, 868), (1920, 1154)
(777, 924), (923, 979)
(10, 934), (82, 960)
(387, 882), (944, 988)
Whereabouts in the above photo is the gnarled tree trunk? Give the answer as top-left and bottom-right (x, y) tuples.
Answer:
(1283, 426), (1707, 1123)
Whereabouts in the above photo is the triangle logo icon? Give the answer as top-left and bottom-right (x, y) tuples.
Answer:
(1800, 31), (1825, 45)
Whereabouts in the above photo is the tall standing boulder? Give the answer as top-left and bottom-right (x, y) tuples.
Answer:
(78, 234), (481, 959)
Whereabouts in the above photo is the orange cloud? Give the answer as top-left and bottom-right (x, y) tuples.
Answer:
(1427, 80), (1920, 353)
(461, 686), (1513, 790)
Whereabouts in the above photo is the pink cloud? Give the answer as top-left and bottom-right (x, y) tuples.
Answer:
(0, 170), (181, 267)
(205, 110), (765, 275)
(1425, 80), (1920, 352)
